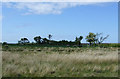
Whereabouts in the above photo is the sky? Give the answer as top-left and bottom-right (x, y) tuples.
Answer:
(2, 2), (118, 43)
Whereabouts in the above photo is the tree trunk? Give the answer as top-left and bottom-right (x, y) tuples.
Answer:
(79, 42), (82, 47)
(90, 42), (92, 46)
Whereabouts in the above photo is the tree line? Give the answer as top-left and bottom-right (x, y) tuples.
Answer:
(16, 32), (109, 47)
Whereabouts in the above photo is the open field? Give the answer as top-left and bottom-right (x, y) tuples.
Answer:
(2, 45), (119, 77)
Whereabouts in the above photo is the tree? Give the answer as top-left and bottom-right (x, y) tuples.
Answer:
(85, 32), (96, 46)
(75, 37), (78, 42)
(18, 40), (21, 44)
(79, 36), (83, 46)
(48, 34), (52, 44)
(34, 36), (41, 44)
(3, 42), (8, 49)
(95, 33), (109, 44)
(75, 36), (83, 46)
(3, 42), (7, 45)
(42, 38), (49, 44)
(59, 40), (69, 45)
(19, 38), (30, 44)
(48, 34), (52, 40)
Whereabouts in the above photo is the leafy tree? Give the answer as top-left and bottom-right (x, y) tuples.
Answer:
(3, 42), (9, 49)
(75, 36), (83, 46)
(34, 36), (41, 44)
(3, 42), (7, 45)
(75, 37), (78, 42)
(79, 36), (83, 46)
(75, 37), (79, 45)
(42, 38), (49, 44)
(19, 38), (29, 44)
(85, 32), (96, 46)
(18, 40), (21, 44)
(59, 40), (69, 45)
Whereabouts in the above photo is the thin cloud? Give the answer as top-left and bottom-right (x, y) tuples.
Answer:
(3, 2), (106, 15)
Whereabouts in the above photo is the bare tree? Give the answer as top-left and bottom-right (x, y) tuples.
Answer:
(95, 33), (109, 44)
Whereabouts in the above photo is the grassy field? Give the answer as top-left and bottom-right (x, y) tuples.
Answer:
(2, 45), (118, 77)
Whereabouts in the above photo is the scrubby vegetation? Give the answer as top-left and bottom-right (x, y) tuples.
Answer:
(7, 32), (109, 47)
(2, 32), (119, 77)
(2, 45), (118, 77)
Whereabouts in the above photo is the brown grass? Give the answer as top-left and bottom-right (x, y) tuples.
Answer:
(2, 47), (118, 77)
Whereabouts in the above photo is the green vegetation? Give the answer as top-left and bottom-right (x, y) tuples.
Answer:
(3, 32), (110, 47)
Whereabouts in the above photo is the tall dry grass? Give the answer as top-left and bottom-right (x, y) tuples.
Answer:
(2, 47), (118, 77)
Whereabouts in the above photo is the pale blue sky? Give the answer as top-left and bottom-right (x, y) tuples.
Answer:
(2, 2), (118, 43)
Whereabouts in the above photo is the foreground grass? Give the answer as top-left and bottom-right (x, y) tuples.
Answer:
(2, 46), (118, 77)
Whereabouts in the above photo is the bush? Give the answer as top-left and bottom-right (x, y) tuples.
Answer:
(3, 42), (7, 45)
